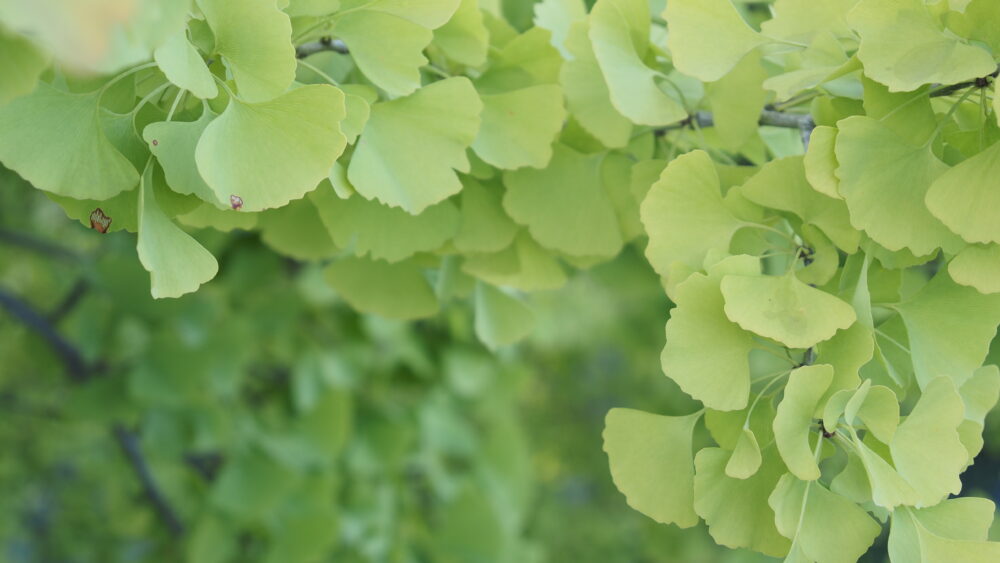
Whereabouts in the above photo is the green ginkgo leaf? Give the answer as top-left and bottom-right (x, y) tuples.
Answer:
(641, 150), (744, 278)
(721, 273), (856, 349)
(848, 0), (996, 92)
(694, 447), (791, 557)
(348, 77), (482, 214)
(589, 0), (686, 126)
(926, 141), (1000, 245)
(195, 84), (347, 212)
(773, 365), (833, 481)
(705, 51), (767, 152)
(144, 109), (221, 206)
(472, 85), (566, 169)
(533, 0), (587, 58)
(957, 366), (1000, 466)
(803, 125), (842, 199)
(664, 0), (768, 82)
(854, 384), (899, 444)
(662, 270), (755, 411)
(259, 198), (339, 261)
(0, 25), (48, 105)
(603, 408), (701, 528)
(453, 178), (519, 254)
(197, 0), (295, 102)
(473, 283), (535, 349)
(153, 29), (218, 99)
(560, 21), (631, 148)
(502, 144), (623, 258)
(726, 429), (762, 479)
(889, 498), (1000, 562)
(835, 116), (962, 256)
(769, 473), (881, 563)
(950, 244), (1000, 294)
(852, 432), (919, 509)
(323, 257), (439, 320)
(896, 270), (1000, 389)
(461, 231), (567, 291)
(889, 377), (967, 506)
(0, 83), (138, 200)
(433, 0), (489, 67)
(136, 165), (218, 299)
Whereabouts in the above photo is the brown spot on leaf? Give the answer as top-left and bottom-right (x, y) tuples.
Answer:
(230, 195), (243, 210)
(89, 208), (111, 233)
(151, 139), (158, 146)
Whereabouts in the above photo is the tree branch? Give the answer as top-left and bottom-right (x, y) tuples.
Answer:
(48, 279), (89, 323)
(296, 37), (349, 58)
(112, 424), (186, 537)
(0, 229), (80, 261)
(654, 109), (816, 147)
(0, 288), (90, 382)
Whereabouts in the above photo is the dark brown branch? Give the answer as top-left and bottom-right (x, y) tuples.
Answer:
(0, 288), (90, 382)
(654, 109), (816, 147)
(112, 424), (186, 537)
(296, 37), (349, 58)
(929, 66), (999, 98)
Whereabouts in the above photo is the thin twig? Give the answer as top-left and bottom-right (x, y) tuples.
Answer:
(112, 424), (186, 537)
(48, 279), (89, 323)
(296, 37), (349, 58)
(0, 288), (90, 382)
(0, 229), (80, 261)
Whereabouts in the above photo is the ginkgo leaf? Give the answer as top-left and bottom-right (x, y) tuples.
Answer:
(769, 473), (881, 563)
(153, 29), (218, 99)
(332, 0), (461, 96)
(474, 283), (535, 349)
(461, 231), (567, 291)
(950, 244), (1000, 294)
(532, 0), (586, 58)
(502, 144), (623, 258)
(662, 271), (755, 411)
(854, 384), (899, 444)
(848, 0), (996, 92)
(889, 498), (1000, 562)
(136, 165), (218, 299)
(0, 25), (48, 105)
(726, 429), (762, 479)
(195, 84), (347, 212)
(589, 0), (686, 125)
(197, 0), (295, 102)
(323, 257), (439, 320)
(957, 366), (1000, 466)
(835, 116), (962, 256)
(144, 109), (221, 206)
(851, 433), (919, 509)
(773, 365), (833, 481)
(604, 408), (701, 528)
(177, 203), (258, 232)
(926, 141), (1000, 245)
(641, 150), (744, 278)
(721, 273), (856, 349)
(309, 186), (459, 263)
(760, 0), (855, 46)
(694, 447), (791, 557)
(889, 377), (967, 506)
(475, 27), (562, 92)
(803, 125), (841, 199)
(453, 178), (518, 254)
(433, 0), (489, 67)
(0, 83), (138, 199)
(664, 0), (769, 82)
(705, 51), (767, 152)
(560, 21), (631, 148)
(472, 85), (566, 169)
(348, 77), (481, 214)
(259, 198), (339, 261)
(896, 270), (1000, 389)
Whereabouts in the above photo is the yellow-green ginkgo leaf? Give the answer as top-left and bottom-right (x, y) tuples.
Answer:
(664, 0), (769, 82)
(926, 141), (1000, 245)
(136, 165), (219, 299)
(532, 0), (587, 58)
(721, 273), (857, 349)
(259, 198), (339, 261)
(888, 496), (1000, 562)
(144, 109), (221, 206)
(835, 115), (963, 256)
(473, 282), (535, 349)
(332, 0), (461, 96)
(560, 21), (631, 148)
(957, 366), (1000, 466)
(590, 0), (686, 125)
(432, 0), (488, 67)
(502, 144), (623, 258)
(693, 447), (791, 557)
(604, 408), (701, 528)
(0, 82), (137, 199)
(153, 29), (218, 99)
(705, 50), (768, 152)
(770, 473), (881, 563)
(726, 429), (762, 479)
(461, 231), (568, 292)
(640, 150), (744, 278)
(950, 244), (1000, 294)
(662, 272), (755, 411)
(896, 270), (1000, 389)
(803, 125), (841, 199)
(472, 84), (566, 169)
(453, 177), (519, 254)
(851, 432), (919, 509)
(348, 77), (482, 214)
(198, 0), (296, 102)
(759, 0), (856, 45)
(889, 377), (967, 506)
(773, 364), (833, 481)
(195, 84), (347, 212)
(0, 25), (49, 105)
(848, 0), (996, 92)
(323, 256), (439, 320)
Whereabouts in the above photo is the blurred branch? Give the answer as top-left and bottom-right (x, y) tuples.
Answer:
(0, 228), (80, 261)
(112, 424), (186, 538)
(654, 109), (816, 148)
(296, 37), (349, 58)
(0, 288), (90, 382)
(48, 278), (89, 323)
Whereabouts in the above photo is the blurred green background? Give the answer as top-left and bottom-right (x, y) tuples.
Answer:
(2, 166), (999, 562)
